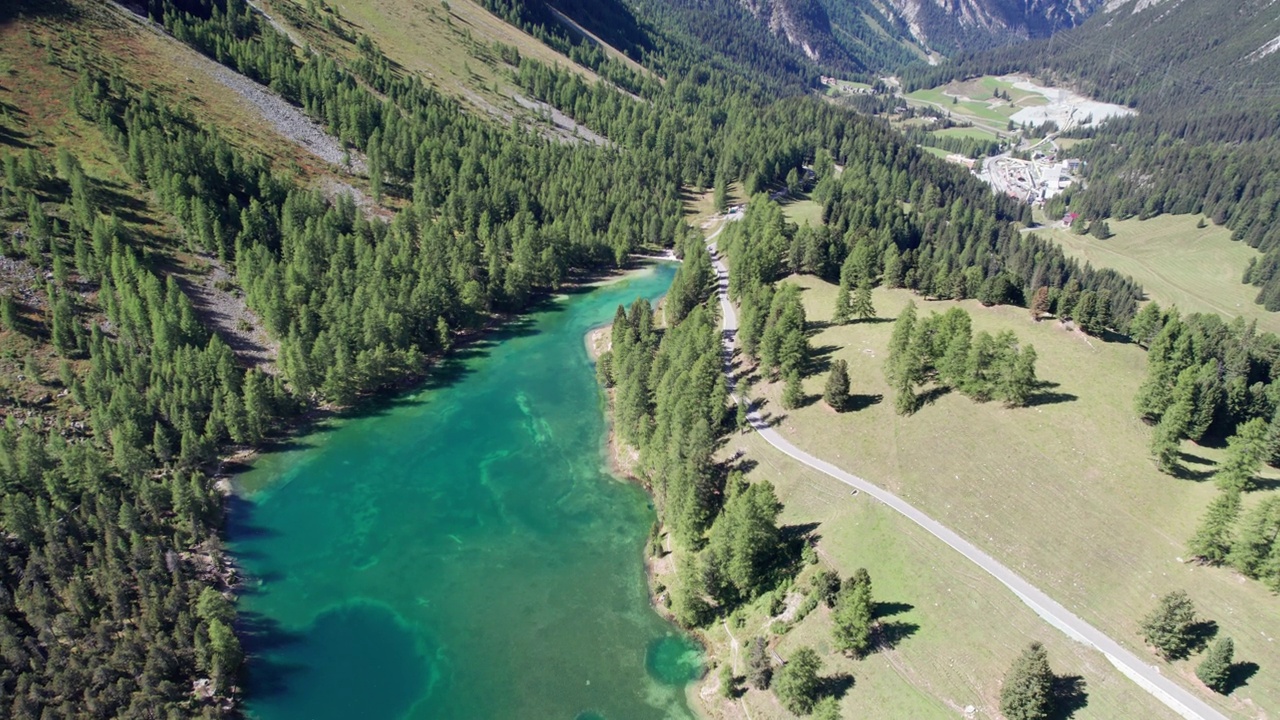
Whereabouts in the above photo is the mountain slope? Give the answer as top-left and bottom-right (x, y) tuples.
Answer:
(881, 0), (1101, 54)
(658, 0), (1107, 75)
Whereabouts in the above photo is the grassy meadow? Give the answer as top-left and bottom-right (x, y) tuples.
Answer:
(741, 275), (1280, 719)
(679, 428), (1180, 720)
(779, 196), (824, 228)
(1034, 214), (1280, 334)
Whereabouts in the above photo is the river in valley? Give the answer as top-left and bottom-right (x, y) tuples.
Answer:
(228, 261), (700, 720)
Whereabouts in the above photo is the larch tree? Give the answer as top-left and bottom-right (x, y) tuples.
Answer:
(833, 280), (852, 325)
(1212, 418), (1269, 493)
(1227, 496), (1280, 587)
(774, 646), (822, 715)
(1030, 286), (1049, 321)
(832, 569), (875, 657)
(850, 275), (875, 321)
(782, 369), (805, 410)
(746, 636), (772, 690)
(1139, 591), (1200, 660)
(999, 642), (1055, 720)
(824, 358), (850, 411)
(1128, 301), (1165, 347)
(1196, 637), (1234, 694)
(812, 696), (840, 720)
(1187, 491), (1241, 564)
(1000, 345), (1038, 408)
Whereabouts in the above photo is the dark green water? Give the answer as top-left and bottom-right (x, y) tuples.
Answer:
(229, 263), (701, 720)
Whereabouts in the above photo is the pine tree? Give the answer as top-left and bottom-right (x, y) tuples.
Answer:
(1129, 302), (1164, 346)
(1187, 491), (1241, 564)
(746, 636), (771, 690)
(1212, 418), (1269, 493)
(812, 696), (840, 720)
(999, 642), (1055, 720)
(774, 646), (821, 715)
(782, 370), (804, 410)
(0, 293), (19, 333)
(824, 359), (850, 411)
(850, 275), (875, 321)
(1000, 346), (1038, 408)
(1139, 590), (1199, 660)
(832, 282), (852, 325)
(1030, 286), (1049, 321)
(1228, 497), (1280, 584)
(1196, 637), (1234, 694)
(832, 570), (874, 657)
(719, 662), (737, 698)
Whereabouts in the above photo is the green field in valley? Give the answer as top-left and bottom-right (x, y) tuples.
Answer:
(931, 125), (1000, 142)
(780, 196), (825, 228)
(1035, 214), (1280, 334)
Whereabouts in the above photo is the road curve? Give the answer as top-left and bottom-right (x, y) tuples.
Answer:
(703, 217), (1226, 720)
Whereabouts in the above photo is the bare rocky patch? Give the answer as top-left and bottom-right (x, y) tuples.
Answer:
(177, 258), (278, 369)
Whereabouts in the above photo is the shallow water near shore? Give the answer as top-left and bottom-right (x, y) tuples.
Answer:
(229, 262), (699, 720)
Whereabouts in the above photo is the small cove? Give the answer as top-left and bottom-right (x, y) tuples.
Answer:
(229, 262), (699, 720)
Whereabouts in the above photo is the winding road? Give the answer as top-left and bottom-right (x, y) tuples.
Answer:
(703, 216), (1227, 720)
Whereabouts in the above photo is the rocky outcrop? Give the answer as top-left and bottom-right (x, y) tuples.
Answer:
(881, 0), (1102, 51)
(739, 0), (850, 64)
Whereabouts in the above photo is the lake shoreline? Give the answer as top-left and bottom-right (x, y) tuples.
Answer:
(213, 251), (685, 711)
(585, 294), (717, 720)
(228, 258), (702, 719)
(217, 250), (677, 496)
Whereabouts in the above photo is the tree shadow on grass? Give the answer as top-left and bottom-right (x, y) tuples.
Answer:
(1170, 456), (1215, 483)
(917, 385), (951, 407)
(1251, 476), (1280, 492)
(1224, 661), (1260, 695)
(873, 601), (913, 620)
(1185, 620), (1219, 656)
(846, 393), (882, 412)
(1049, 674), (1089, 720)
(0, 124), (34, 150)
(818, 672), (855, 700)
(873, 620), (919, 652)
(1025, 391), (1079, 407)
(775, 523), (820, 580)
(754, 409), (788, 429)
(806, 343), (839, 373)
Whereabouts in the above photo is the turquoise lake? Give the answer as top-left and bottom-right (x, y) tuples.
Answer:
(229, 262), (701, 720)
